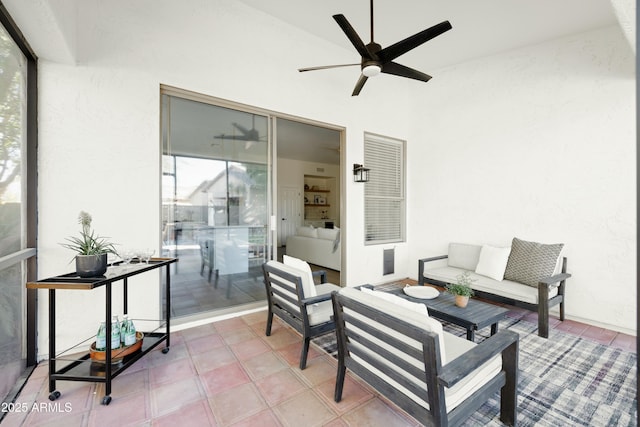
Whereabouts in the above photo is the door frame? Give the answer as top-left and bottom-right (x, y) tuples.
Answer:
(160, 85), (346, 285)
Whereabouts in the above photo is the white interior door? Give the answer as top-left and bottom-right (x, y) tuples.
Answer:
(278, 185), (300, 246)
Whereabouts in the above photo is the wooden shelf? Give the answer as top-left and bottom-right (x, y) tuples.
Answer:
(305, 204), (330, 207)
(304, 189), (330, 193)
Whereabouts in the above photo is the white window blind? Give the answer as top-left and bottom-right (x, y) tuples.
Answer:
(364, 133), (405, 244)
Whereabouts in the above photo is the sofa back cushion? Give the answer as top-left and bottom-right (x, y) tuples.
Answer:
(447, 243), (482, 271)
(282, 255), (317, 298)
(316, 227), (339, 241)
(504, 237), (564, 287)
(296, 226), (318, 238)
(339, 287), (447, 364)
(264, 260), (306, 316)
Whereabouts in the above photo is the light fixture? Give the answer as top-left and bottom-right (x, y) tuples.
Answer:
(353, 164), (370, 183)
(362, 64), (382, 77)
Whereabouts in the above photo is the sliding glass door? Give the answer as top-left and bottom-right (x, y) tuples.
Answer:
(161, 93), (270, 319)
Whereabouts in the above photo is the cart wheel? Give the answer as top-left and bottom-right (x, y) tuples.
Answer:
(101, 396), (112, 405)
(48, 390), (61, 401)
(161, 347), (170, 354)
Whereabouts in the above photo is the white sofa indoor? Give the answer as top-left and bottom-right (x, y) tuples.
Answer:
(285, 226), (340, 271)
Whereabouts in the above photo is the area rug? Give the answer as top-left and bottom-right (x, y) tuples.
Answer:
(312, 284), (638, 426)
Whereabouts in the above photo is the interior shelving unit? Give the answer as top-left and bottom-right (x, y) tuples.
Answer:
(303, 175), (336, 227)
(26, 257), (177, 406)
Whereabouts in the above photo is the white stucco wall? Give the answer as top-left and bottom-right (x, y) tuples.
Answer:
(407, 25), (636, 333)
(4, 0), (635, 357)
(31, 0), (413, 356)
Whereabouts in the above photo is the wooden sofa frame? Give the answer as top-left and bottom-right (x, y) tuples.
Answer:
(418, 255), (571, 338)
(332, 290), (520, 426)
(262, 262), (335, 369)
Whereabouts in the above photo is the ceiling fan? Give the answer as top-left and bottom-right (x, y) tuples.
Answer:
(214, 122), (262, 142)
(213, 115), (267, 152)
(298, 0), (452, 96)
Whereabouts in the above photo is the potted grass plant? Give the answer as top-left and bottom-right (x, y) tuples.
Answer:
(446, 271), (476, 308)
(60, 211), (117, 277)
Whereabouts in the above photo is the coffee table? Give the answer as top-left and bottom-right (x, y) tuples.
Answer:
(386, 286), (509, 342)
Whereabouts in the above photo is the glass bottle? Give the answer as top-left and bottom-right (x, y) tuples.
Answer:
(110, 315), (120, 350)
(124, 317), (137, 346)
(120, 315), (129, 345)
(95, 322), (106, 351)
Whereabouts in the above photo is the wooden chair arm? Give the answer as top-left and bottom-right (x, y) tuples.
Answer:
(312, 270), (327, 284)
(438, 330), (519, 388)
(418, 255), (449, 264)
(538, 272), (571, 286)
(302, 292), (333, 306)
(418, 255), (448, 285)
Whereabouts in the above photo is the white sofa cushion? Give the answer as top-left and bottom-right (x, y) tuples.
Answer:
(423, 266), (558, 304)
(447, 243), (481, 271)
(475, 245), (511, 281)
(338, 287), (501, 412)
(285, 235), (341, 271)
(296, 226), (318, 238)
(317, 227), (339, 241)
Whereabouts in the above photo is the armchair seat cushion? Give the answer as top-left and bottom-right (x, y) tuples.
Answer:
(308, 283), (342, 326)
(442, 334), (502, 411)
(308, 299), (335, 326)
(423, 266), (558, 304)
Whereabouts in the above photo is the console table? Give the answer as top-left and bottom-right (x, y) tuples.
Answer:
(26, 257), (177, 405)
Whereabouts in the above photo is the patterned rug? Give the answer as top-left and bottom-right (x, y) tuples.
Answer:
(312, 283), (638, 426)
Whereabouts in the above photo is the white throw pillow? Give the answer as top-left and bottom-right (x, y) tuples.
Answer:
(296, 226), (318, 238)
(283, 255), (316, 297)
(475, 245), (512, 281)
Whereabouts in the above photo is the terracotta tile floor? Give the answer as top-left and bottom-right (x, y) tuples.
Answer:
(2, 294), (635, 426)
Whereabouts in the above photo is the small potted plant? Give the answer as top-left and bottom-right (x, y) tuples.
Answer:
(446, 271), (476, 308)
(60, 211), (117, 277)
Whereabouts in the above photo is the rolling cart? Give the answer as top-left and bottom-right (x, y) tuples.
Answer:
(26, 257), (177, 405)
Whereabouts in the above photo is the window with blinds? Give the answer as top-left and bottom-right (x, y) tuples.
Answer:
(364, 133), (406, 244)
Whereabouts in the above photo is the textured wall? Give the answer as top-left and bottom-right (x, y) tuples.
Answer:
(32, 0), (413, 355)
(407, 25), (636, 333)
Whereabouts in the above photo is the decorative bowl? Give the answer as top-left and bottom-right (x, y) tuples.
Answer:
(403, 285), (439, 299)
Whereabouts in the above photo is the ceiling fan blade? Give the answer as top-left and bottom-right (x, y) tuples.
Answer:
(352, 74), (368, 96)
(382, 62), (432, 82)
(214, 134), (250, 141)
(377, 21), (452, 63)
(232, 122), (249, 134)
(333, 14), (372, 59)
(298, 63), (360, 72)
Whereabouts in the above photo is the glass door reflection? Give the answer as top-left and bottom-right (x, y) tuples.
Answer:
(161, 94), (269, 318)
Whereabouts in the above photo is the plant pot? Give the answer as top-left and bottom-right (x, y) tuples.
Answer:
(454, 295), (469, 308)
(76, 253), (108, 277)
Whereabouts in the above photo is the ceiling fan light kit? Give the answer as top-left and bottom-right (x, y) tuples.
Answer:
(362, 64), (381, 77)
(298, 0), (452, 96)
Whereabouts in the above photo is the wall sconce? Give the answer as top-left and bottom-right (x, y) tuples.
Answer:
(353, 164), (370, 183)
